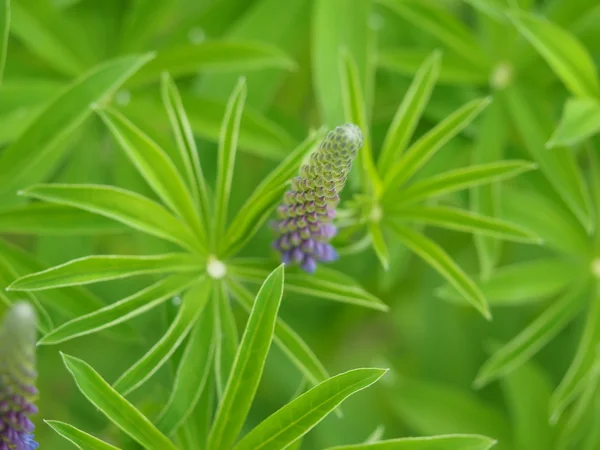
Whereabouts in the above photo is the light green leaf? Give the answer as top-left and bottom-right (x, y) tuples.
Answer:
(8, 253), (202, 291)
(377, 50), (441, 176)
(21, 184), (202, 252)
(207, 265), (284, 450)
(230, 259), (388, 311)
(62, 354), (178, 450)
(548, 97), (600, 147)
(436, 258), (579, 307)
(370, 222), (390, 271)
(0, 0), (8, 85)
(45, 420), (121, 450)
(383, 97), (491, 193)
(98, 107), (206, 248)
(475, 282), (589, 388)
(387, 223), (489, 319)
(509, 10), (599, 98)
(130, 41), (295, 85)
(393, 205), (541, 243)
(223, 130), (323, 258)
(0, 203), (125, 235)
(113, 278), (212, 395)
(0, 54), (153, 200)
(38, 273), (198, 345)
(214, 78), (247, 250)
(234, 368), (387, 450)
(156, 305), (214, 435)
(213, 280), (239, 400)
(227, 278), (329, 387)
(326, 434), (497, 450)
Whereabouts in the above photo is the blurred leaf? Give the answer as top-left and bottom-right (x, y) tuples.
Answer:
(436, 258), (579, 307)
(509, 10), (599, 98)
(227, 278), (330, 386)
(0, 54), (153, 201)
(326, 434), (498, 450)
(230, 259), (388, 311)
(548, 97), (600, 147)
(98, 107), (206, 248)
(207, 265), (284, 450)
(377, 51), (441, 177)
(475, 282), (589, 387)
(463, 0), (508, 22)
(38, 273), (198, 345)
(45, 420), (121, 450)
(62, 354), (178, 450)
(387, 222), (490, 319)
(393, 205), (541, 243)
(113, 277), (211, 395)
(213, 281), (239, 400)
(119, 0), (174, 53)
(234, 368), (387, 450)
(370, 222), (390, 270)
(130, 41), (295, 85)
(22, 184), (201, 252)
(383, 97), (491, 193)
(214, 78), (246, 249)
(0, 0), (8, 84)
(156, 305), (214, 435)
(8, 253), (201, 291)
(0, 203), (125, 234)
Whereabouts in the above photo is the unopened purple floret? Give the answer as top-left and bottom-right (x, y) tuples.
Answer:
(272, 124), (363, 273)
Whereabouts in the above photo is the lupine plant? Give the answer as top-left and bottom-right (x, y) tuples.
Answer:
(0, 0), (599, 449)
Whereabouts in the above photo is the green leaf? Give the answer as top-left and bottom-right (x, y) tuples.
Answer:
(0, 0), (8, 85)
(383, 97), (491, 193)
(475, 282), (589, 388)
(548, 97), (600, 147)
(0, 203), (125, 235)
(214, 78), (247, 249)
(230, 259), (388, 311)
(8, 253), (202, 291)
(113, 278), (212, 395)
(227, 278), (329, 387)
(326, 434), (497, 450)
(98, 107), (206, 248)
(213, 280), (239, 400)
(62, 354), (178, 450)
(156, 305), (214, 435)
(387, 223), (489, 319)
(130, 41), (295, 85)
(0, 54), (153, 200)
(38, 273), (198, 345)
(436, 258), (578, 307)
(369, 222), (390, 271)
(45, 420), (121, 450)
(393, 205), (541, 243)
(509, 10), (599, 98)
(551, 286), (600, 422)
(21, 184), (202, 252)
(223, 130), (323, 258)
(377, 50), (441, 176)
(207, 265), (284, 450)
(234, 368), (387, 450)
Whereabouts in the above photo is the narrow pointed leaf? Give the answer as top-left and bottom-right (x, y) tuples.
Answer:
(326, 434), (497, 450)
(509, 10), (599, 98)
(370, 222), (390, 271)
(0, 54), (153, 199)
(45, 421), (121, 450)
(21, 184), (201, 252)
(213, 281), (239, 399)
(548, 97), (600, 147)
(234, 368), (387, 450)
(62, 354), (178, 450)
(38, 273), (198, 345)
(207, 265), (284, 450)
(475, 282), (589, 388)
(8, 254), (201, 291)
(114, 278), (212, 395)
(388, 223), (490, 319)
(0, 0), (8, 85)
(378, 51), (441, 175)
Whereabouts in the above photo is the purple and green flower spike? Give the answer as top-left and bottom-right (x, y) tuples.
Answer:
(272, 124), (363, 273)
(0, 303), (39, 450)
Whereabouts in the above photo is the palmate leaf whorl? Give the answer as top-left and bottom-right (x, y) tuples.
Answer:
(272, 124), (363, 273)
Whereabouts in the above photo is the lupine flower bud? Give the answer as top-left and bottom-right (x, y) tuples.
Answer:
(0, 303), (39, 450)
(272, 124), (363, 273)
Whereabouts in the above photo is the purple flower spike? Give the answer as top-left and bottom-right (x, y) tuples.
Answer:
(271, 124), (363, 273)
(0, 303), (38, 450)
